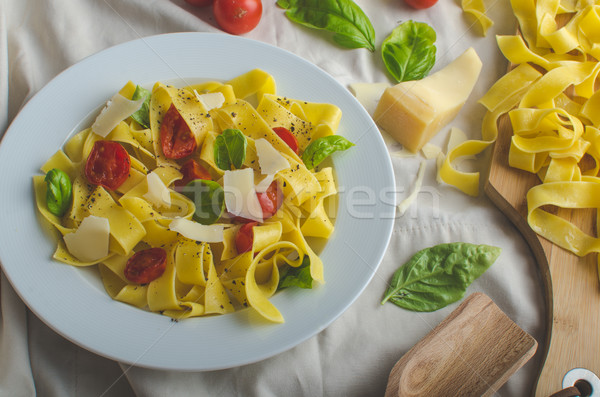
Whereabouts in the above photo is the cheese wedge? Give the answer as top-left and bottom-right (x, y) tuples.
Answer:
(373, 47), (482, 153)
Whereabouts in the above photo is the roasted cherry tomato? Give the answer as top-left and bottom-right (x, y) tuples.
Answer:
(174, 159), (211, 188)
(273, 127), (299, 154)
(160, 103), (197, 159)
(124, 248), (167, 284)
(235, 221), (257, 254)
(185, 0), (213, 6)
(85, 140), (131, 190)
(257, 180), (283, 220)
(213, 0), (262, 35)
(230, 180), (283, 223)
(404, 0), (438, 9)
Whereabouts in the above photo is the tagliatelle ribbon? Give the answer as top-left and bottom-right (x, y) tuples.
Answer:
(527, 181), (600, 256)
(461, 0), (494, 36)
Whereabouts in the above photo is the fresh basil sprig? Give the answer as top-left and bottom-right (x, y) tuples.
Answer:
(44, 168), (72, 217)
(381, 20), (437, 83)
(214, 128), (247, 170)
(277, 0), (376, 52)
(278, 255), (313, 290)
(181, 179), (225, 225)
(381, 243), (500, 312)
(130, 85), (151, 128)
(302, 135), (354, 170)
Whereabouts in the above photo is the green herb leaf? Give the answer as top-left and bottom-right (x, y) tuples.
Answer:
(44, 168), (73, 217)
(381, 243), (501, 312)
(181, 179), (225, 225)
(302, 135), (354, 170)
(130, 85), (151, 128)
(214, 128), (247, 171)
(278, 255), (313, 289)
(381, 20), (437, 83)
(277, 0), (376, 52)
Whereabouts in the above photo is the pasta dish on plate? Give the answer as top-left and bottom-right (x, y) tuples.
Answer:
(33, 69), (352, 323)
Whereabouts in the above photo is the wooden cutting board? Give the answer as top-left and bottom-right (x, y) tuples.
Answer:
(384, 293), (537, 396)
(485, 107), (600, 395)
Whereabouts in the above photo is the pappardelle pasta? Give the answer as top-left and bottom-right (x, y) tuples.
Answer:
(34, 69), (353, 323)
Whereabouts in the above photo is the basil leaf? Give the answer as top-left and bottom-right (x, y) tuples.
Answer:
(181, 179), (225, 225)
(214, 128), (247, 170)
(130, 85), (151, 128)
(381, 20), (437, 83)
(44, 168), (72, 217)
(278, 255), (313, 289)
(381, 243), (501, 312)
(302, 135), (354, 170)
(277, 0), (376, 52)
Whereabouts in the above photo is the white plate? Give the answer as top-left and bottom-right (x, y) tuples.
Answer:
(0, 32), (395, 371)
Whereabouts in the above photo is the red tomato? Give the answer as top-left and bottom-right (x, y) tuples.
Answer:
(185, 0), (213, 6)
(235, 222), (257, 254)
(85, 140), (131, 190)
(230, 180), (283, 223)
(160, 104), (197, 159)
(213, 0), (262, 35)
(273, 127), (299, 154)
(174, 159), (211, 188)
(404, 0), (438, 9)
(256, 180), (283, 220)
(124, 248), (167, 284)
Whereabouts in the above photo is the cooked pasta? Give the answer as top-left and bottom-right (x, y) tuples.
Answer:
(34, 69), (347, 323)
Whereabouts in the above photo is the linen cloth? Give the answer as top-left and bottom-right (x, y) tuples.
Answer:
(0, 0), (546, 396)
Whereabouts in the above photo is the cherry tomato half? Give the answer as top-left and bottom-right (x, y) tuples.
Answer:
(273, 127), (299, 154)
(404, 0), (438, 9)
(85, 140), (131, 191)
(257, 180), (283, 220)
(160, 103), (197, 159)
(235, 222), (257, 254)
(174, 159), (211, 188)
(213, 0), (262, 35)
(230, 180), (283, 223)
(185, 0), (213, 6)
(124, 248), (167, 284)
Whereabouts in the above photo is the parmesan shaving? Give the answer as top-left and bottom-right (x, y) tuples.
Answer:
(421, 143), (442, 159)
(255, 138), (290, 175)
(169, 218), (224, 243)
(92, 93), (145, 137)
(63, 215), (110, 263)
(143, 172), (171, 208)
(223, 168), (263, 222)
(397, 161), (427, 216)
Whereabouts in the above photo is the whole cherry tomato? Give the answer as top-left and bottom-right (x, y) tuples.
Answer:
(185, 0), (213, 6)
(160, 104), (197, 159)
(404, 0), (438, 9)
(174, 159), (211, 188)
(213, 0), (262, 35)
(124, 248), (167, 284)
(273, 127), (299, 154)
(85, 140), (131, 191)
(235, 222), (257, 254)
(256, 180), (283, 220)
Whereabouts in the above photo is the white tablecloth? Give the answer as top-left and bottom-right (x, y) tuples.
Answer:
(0, 0), (546, 395)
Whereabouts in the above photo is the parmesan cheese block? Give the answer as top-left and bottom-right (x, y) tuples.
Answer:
(373, 47), (482, 153)
(63, 215), (110, 262)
